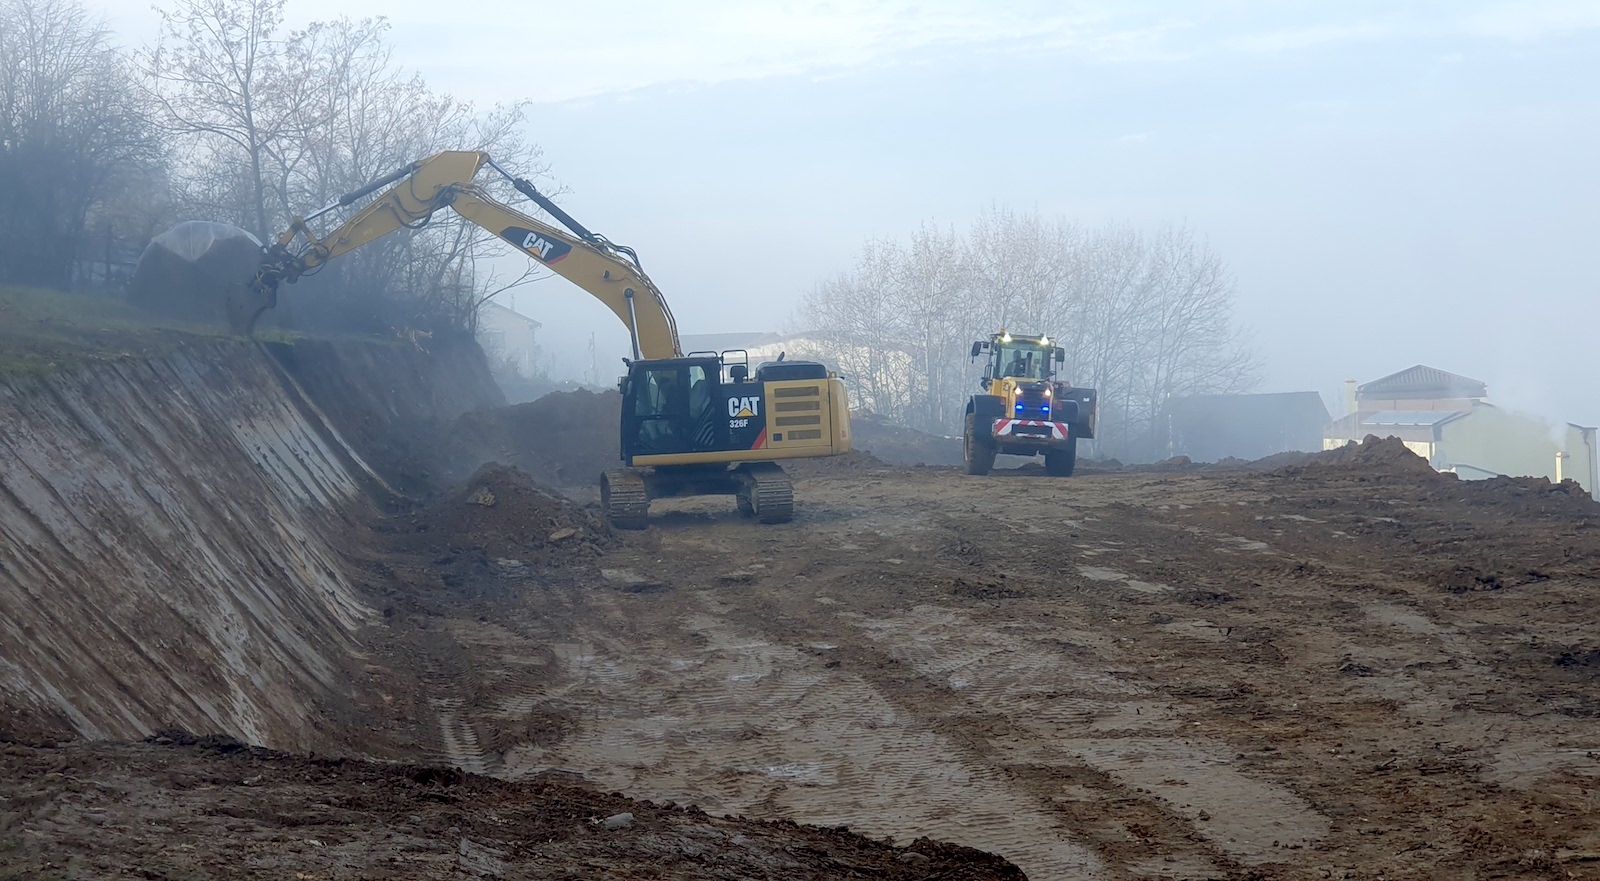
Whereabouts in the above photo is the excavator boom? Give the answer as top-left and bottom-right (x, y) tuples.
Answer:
(226, 150), (678, 358)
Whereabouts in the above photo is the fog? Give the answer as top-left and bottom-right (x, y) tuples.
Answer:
(82, 0), (1600, 426)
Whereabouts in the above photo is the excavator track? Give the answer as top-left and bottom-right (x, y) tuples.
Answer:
(602, 469), (650, 530)
(738, 463), (794, 524)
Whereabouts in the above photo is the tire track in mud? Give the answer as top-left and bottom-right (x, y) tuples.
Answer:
(732, 486), (1335, 874)
(492, 586), (1106, 880)
(718, 592), (1254, 880)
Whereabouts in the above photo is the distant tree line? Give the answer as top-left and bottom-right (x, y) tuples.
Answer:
(799, 208), (1258, 461)
(0, 0), (549, 332)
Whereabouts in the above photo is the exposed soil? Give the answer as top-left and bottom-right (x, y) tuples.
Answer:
(314, 432), (1600, 879)
(10, 380), (1600, 880)
(0, 733), (1020, 880)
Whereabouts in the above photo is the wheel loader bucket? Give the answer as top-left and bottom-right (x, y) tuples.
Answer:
(127, 221), (273, 335)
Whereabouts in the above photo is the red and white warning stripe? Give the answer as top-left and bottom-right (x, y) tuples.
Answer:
(992, 419), (1070, 440)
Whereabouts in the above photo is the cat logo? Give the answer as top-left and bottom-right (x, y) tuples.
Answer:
(500, 226), (572, 264)
(522, 232), (556, 259)
(727, 396), (761, 418)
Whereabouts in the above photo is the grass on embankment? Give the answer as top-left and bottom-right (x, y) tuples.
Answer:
(0, 286), (303, 376)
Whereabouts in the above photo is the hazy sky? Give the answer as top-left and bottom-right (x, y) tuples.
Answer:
(92, 1), (1600, 423)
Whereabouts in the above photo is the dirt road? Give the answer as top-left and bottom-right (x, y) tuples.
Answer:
(369, 445), (1600, 878)
(9, 438), (1600, 879)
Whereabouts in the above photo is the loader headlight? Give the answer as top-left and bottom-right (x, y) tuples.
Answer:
(1043, 387), (1052, 397)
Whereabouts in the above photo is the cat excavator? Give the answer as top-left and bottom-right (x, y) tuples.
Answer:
(128, 150), (851, 528)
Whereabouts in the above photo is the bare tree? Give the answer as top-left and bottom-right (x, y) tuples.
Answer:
(0, 0), (162, 287)
(143, 0), (320, 242)
(143, 0), (550, 333)
(805, 209), (1258, 458)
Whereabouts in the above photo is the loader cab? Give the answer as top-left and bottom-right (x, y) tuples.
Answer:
(971, 332), (1066, 387)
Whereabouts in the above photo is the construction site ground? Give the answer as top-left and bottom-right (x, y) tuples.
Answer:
(7, 387), (1600, 878)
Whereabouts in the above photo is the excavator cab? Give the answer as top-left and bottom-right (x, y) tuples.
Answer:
(621, 357), (725, 457)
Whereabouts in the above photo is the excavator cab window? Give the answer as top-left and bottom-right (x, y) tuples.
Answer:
(622, 358), (725, 458)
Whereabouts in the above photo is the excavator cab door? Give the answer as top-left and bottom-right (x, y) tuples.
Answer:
(621, 358), (725, 460)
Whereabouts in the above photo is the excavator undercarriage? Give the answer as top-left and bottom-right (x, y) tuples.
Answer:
(603, 461), (794, 530)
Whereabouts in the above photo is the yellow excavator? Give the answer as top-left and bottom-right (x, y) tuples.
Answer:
(129, 150), (851, 528)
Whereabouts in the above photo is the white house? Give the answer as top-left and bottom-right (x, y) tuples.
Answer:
(1326, 365), (1598, 494)
(477, 301), (543, 377)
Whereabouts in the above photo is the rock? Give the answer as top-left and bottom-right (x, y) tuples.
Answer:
(898, 851), (931, 864)
(467, 487), (496, 507)
(602, 812), (634, 830)
(549, 527), (578, 542)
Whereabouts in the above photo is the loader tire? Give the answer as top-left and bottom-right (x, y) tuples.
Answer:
(1045, 438), (1078, 477)
(964, 413), (996, 476)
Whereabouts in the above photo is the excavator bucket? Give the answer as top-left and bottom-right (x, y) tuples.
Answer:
(127, 221), (273, 335)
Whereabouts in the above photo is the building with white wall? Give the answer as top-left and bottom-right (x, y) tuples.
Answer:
(1325, 365), (1597, 494)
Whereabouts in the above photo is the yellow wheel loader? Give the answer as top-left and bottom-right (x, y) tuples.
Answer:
(963, 330), (1097, 476)
(129, 151), (851, 528)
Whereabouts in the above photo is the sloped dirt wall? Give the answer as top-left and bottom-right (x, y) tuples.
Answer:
(0, 337), (498, 749)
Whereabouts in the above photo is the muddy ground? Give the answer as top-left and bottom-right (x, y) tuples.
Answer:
(8, 408), (1600, 878)
(0, 733), (1017, 880)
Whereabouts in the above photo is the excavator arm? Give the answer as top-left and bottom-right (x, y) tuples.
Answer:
(242, 150), (680, 359)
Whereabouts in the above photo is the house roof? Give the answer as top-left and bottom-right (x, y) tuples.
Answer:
(1357, 365), (1486, 399)
(1362, 410), (1465, 427)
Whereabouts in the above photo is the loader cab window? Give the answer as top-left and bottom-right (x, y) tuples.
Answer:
(997, 345), (1045, 380)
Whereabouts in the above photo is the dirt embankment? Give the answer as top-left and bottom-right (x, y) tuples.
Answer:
(0, 336), (499, 749)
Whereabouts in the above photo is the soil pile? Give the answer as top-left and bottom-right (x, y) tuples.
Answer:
(0, 735), (1025, 881)
(1460, 474), (1599, 519)
(447, 389), (620, 486)
(380, 465), (611, 579)
(1204, 451), (1315, 471)
(1273, 434), (1439, 480)
(851, 412), (964, 466)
